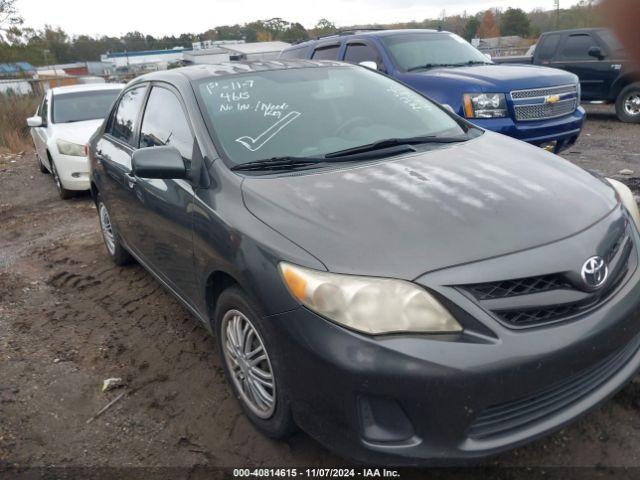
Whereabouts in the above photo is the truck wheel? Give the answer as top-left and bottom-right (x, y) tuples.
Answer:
(615, 82), (640, 123)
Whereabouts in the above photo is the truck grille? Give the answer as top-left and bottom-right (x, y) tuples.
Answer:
(467, 333), (640, 440)
(510, 84), (578, 100)
(460, 224), (634, 329)
(514, 98), (578, 121)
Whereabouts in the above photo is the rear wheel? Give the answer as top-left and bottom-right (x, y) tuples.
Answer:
(615, 82), (640, 123)
(50, 157), (74, 199)
(215, 286), (296, 439)
(97, 193), (133, 266)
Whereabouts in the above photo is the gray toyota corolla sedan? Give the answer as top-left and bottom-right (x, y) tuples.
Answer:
(88, 60), (640, 465)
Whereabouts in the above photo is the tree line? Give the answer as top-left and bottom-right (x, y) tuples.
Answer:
(0, 0), (602, 66)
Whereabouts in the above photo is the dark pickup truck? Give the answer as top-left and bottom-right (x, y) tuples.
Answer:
(494, 28), (640, 123)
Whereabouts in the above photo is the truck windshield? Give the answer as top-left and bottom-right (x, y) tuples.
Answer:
(196, 66), (473, 167)
(53, 89), (121, 124)
(382, 32), (492, 72)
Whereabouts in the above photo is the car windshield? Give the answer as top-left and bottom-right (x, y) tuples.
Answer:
(53, 89), (121, 123)
(381, 32), (491, 71)
(196, 66), (470, 166)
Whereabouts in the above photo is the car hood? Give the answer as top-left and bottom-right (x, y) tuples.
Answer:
(52, 119), (103, 146)
(396, 64), (578, 109)
(242, 132), (617, 280)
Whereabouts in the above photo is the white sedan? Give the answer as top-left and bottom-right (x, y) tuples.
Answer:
(27, 83), (124, 199)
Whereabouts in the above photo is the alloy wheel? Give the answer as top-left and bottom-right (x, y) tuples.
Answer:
(624, 93), (640, 116)
(221, 309), (276, 419)
(99, 203), (116, 256)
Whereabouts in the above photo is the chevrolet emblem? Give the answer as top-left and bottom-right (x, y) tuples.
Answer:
(544, 94), (560, 104)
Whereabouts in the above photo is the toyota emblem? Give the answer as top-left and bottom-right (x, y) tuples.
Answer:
(581, 256), (608, 289)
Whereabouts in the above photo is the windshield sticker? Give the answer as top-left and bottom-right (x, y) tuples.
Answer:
(235, 111), (302, 151)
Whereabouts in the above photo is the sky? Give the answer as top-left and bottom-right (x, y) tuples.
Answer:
(19, 0), (554, 37)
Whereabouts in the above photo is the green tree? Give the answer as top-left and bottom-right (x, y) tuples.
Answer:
(313, 18), (337, 37)
(463, 17), (480, 40)
(500, 8), (531, 36)
(0, 0), (22, 41)
(281, 22), (309, 43)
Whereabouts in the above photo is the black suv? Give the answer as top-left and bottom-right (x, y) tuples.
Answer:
(494, 28), (640, 122)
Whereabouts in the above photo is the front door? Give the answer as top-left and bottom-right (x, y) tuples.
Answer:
(551, 32), (613, 100)
(32, 94), (49, 166)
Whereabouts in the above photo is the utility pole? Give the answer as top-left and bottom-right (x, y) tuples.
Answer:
(554, 0), (560, 29)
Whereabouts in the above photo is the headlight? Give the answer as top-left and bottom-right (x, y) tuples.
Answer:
(56, 139), (85, 156)
(279, 262), (462, 335)
(607, 178), (640, 231)
(463, 93), (507, 119)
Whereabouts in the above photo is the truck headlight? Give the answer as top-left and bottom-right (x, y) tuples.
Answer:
(56, 139), (85, 157)
(279, 262), (462, 335)
(607, 178), (640, 231)
(463, 93), (507, 119)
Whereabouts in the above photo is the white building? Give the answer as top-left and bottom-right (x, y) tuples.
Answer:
(183, 47), (231, 65)
(220, 41), (291, 61)
(101, 47), (188, 69)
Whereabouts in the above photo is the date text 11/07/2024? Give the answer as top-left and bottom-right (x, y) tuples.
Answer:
(232, 468), (401, 478)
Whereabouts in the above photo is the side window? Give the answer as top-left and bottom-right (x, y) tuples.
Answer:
(280, 47), (308, 59)
(139, 87), (193, 160)
(311, 45), (340, 60)
(344, 43), (380, 66)
(41, 96), (49, 124)
(558, 34), (599, 60)
(537, 33), (560, 62)
(109, 86), (146, 146)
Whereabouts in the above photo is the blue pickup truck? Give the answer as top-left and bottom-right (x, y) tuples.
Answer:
(281, 29), (585, 152)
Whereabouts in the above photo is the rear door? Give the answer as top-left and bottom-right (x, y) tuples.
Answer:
(131, 83), (197, 299)
(95, 84), (148, 245)
(551, 32), (613, 99)
(311, 43), (341, 60)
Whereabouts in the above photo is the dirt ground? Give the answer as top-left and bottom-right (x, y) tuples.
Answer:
(2, 104), (640, 474)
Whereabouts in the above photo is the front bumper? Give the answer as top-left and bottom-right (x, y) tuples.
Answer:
(268, 211), (640, 466)
(471, 106), (585, 153)
(51, 153), (90, 191)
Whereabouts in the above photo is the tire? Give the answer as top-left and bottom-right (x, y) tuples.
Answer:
(96, 193), (133, 266)
(49, 157), (75, 200)
(615, 82), (640, 123)
(35, 146), (48, 174)
(215, 286), (297, 439)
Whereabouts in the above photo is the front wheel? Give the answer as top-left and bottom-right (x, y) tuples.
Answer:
(615, 82), (640, 123)
(50, 158), (75, 199)
(97, 194), (133, 266)
(215, 286), (296, 439)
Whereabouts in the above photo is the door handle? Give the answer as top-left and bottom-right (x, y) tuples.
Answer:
(125, 172), (137, 189)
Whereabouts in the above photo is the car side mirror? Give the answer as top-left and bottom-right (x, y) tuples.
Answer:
(359, 61), (379, 70)
(27, 116), (43, 127)
(132, 146), (187, 179)
(484, 53), (492, 61)
(588, 46), (604, 60)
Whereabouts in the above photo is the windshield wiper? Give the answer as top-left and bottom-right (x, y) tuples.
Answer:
(324, 135), (468, 159)
(407, 60), (491, 72)
(231, 156), (324, 172)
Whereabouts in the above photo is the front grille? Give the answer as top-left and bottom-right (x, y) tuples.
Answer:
(466, 275), (570, 301)
(514, 98), (577, 121)
(467, 334), (640, 440)
(460, 223), (634, 329)
(510, 83), (578, 100)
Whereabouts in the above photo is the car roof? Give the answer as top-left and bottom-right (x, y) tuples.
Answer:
(131, 59), (350, 84)
(289, 28), (444, 49)
(541, 27), (607, 36)
(50, 83), (125, 95)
